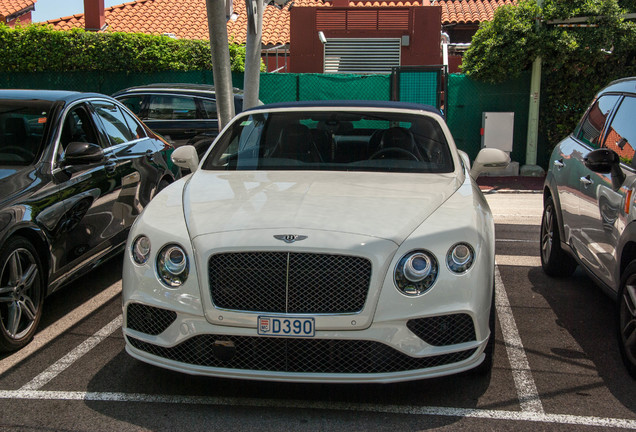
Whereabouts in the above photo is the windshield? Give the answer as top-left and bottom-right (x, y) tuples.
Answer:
(202, 110), (454, 173)
(0, 100), (52, 165)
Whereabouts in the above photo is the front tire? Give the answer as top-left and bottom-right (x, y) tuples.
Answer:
(0, 236), (45, 352)
(540, 195), (577, 277)
(618, 261), (636, 379)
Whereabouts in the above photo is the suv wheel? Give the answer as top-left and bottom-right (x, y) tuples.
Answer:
(618, 261), (636, 379)
(540, 195), (577, 277)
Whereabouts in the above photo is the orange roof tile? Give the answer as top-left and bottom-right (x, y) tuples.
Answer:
(43, 0), (514, 45)
(0, 0), (35, 18)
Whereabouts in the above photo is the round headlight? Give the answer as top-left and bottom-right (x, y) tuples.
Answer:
(394, 250), (438, 296)
(447, 243), (475, 273)
(132, 235), (151, 265)
(157, 244), (189, 287)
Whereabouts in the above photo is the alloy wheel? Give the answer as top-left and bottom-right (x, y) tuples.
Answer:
(0, 247), (42, 341)
(619, 275), (636, 371)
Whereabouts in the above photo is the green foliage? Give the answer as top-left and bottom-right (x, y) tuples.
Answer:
(461, 0), (636, 148)
(0, 23), (248, 73)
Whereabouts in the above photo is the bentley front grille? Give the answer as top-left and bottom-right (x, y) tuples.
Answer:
(209, 252), (372, 313)
(126, 303), (177, 336)
(127, 335), (477, 373)
(407, 314), (476, 346)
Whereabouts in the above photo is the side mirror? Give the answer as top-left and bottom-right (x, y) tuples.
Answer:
(585, 148), (625, 189)
(470, 148), (510, 179)
(62, 142), (105, 166)
(171, 145), (199, 173)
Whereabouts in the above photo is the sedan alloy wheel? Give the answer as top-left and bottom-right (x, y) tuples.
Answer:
(0, 237), (44, 351)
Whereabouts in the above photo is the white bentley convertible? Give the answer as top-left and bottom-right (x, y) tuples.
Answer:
(122, 100), (508, 383)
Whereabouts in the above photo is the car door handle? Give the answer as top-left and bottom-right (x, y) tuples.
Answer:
(580, 175), (593, 187)
(553, 159), (565, 169)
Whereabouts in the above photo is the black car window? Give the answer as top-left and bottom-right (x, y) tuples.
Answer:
(0, 100), (51, 165)
(147, 95), (197, 120)
(200, 98), (217, 119)
(576, 94), (620, 149)
(60, 106), (99, 157)
(602, 95), (636, 166)
(117, 96), (145, 117)
(119, 105), (147, 139)
(92, 101), (136, 146)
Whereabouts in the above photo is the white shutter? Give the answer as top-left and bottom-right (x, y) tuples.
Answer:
(323, 38), (401, 74)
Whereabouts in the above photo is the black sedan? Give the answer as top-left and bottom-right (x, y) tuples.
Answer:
(0, 90), (179, 351)
(113, 83), (251, 156)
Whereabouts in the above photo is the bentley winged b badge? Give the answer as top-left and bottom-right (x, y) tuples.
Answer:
(274, 234), (308, 244)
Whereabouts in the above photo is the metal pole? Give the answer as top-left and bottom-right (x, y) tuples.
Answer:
(243, 0), (264, 109)
(522, 0), (544, 176)
(206, 0), (235, 130)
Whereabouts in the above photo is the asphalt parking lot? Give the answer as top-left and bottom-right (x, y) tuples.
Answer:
(0, 192), (635, 431)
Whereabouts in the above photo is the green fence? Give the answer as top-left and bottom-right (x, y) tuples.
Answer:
(446, 72), (532, 164)
(0, 70), (391, 103)
(1, 70), (544, 166)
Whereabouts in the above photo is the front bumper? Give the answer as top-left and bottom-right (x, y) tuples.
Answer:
(123, 303), (490, 383)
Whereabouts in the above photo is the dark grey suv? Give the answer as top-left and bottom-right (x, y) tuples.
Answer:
(541, 77), (636, 378)
(113, 83), (248, 156)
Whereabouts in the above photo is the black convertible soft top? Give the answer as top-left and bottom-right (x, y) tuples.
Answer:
(244, 99), (442, 116)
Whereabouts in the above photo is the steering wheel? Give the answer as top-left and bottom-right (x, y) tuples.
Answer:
(370, 147), (419, 161)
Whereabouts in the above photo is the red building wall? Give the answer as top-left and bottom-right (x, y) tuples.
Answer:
(290, 6), (442, 73)
(6, 11), (32, 26)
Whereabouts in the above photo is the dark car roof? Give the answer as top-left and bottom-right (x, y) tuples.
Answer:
(598, 77), (636, 96)
(0, 89), (112, 103)
(112, 83), (244, 97)
(244, 100), (442, 116)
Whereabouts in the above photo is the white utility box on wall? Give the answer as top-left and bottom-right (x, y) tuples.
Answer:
(481, 112), (514, 152)
(480, 111), (518, 176)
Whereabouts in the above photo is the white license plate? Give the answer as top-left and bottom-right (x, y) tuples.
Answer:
(257, 316), (315, 337)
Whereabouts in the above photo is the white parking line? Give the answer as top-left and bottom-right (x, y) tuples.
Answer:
(495, 265), (544, 413)
(495, 255), (542, 267)
(19, 316), (123, 391)
(0, 282), (122, 376)
(0, 390), (634, 429)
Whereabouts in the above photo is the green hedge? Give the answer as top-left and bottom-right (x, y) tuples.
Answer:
(0, 23), (247, 73)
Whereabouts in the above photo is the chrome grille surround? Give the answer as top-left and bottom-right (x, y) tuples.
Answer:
(407, 314), (476, 346)
(209, 252), (372, 313)
(127, 334), (477, 373)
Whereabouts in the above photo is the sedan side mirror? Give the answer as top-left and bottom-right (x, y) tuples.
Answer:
(62, 142), (105, 166)
(171, 145), (199, 173)
(584, 148), (625, 189)
(470, 148), (510, 179)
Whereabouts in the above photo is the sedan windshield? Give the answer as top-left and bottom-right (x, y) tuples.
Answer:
(202, 110), (454, 173)
(0, 100), (52, 165)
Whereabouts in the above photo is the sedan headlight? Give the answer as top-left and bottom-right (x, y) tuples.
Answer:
(394, 250), (438, 296)
(131, 235), (151, 265)
(157, 244), (189, 287)
(446, 242), (475, 273)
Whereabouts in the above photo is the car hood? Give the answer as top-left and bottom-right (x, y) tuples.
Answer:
(183, 170), (462, 245)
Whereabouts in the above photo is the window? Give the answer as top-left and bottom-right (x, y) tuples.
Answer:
(200, 98), (217, 119)
(147, 96), (197, 120)
(117, 96), (145, 116)
(602, 96), (636, 166)
(119, 106), (146, 140)
(60, 106), (98, 155)
(92, 101), (136, 146)
(576, 94), (620, 149)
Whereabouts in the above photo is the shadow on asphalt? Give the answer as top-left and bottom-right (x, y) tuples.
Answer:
(527, 266), (636, 412)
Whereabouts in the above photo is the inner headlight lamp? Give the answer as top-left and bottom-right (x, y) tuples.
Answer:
(394, 250), (438, 296)
(157, 244), (189, 287)
(446, 242), (475, 273)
